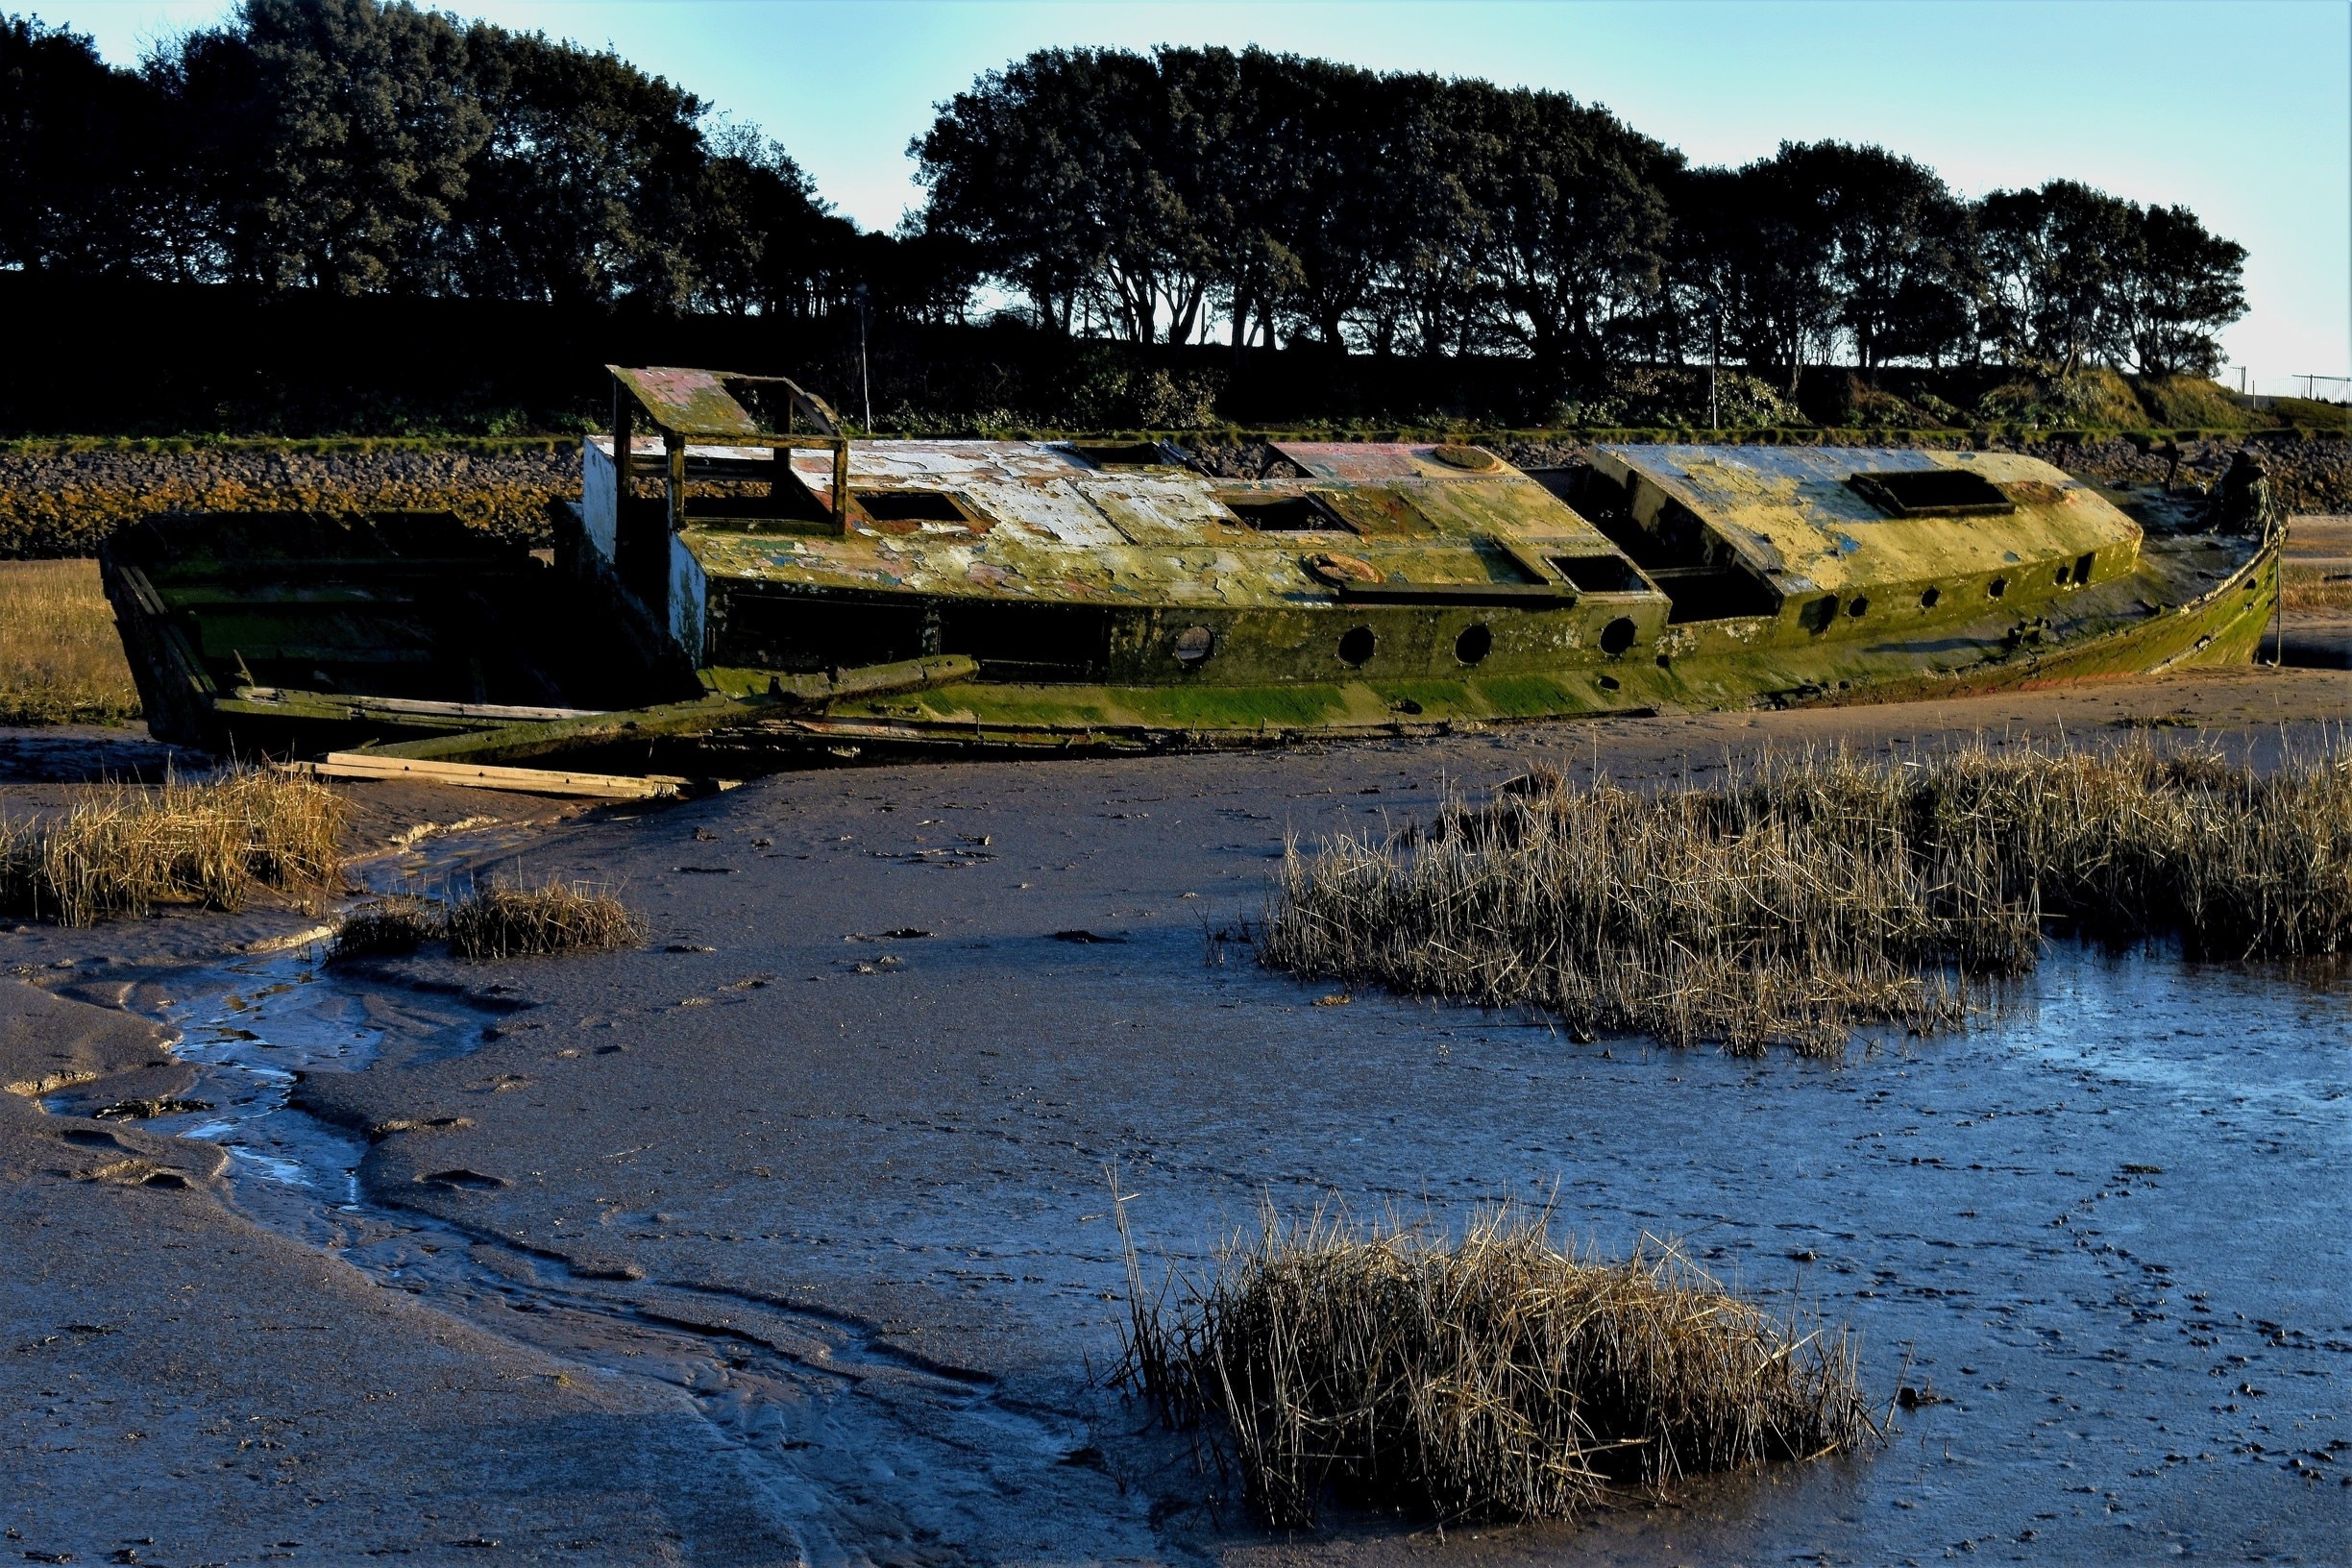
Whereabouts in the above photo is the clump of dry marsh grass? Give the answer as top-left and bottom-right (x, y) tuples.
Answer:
(0, 767), (344, 924)
(331, 894), (447, 960)
(1119, 1201), (1874, 1528)
(0, 558), (140, 725)
(444, 875), (641, 961)
(1263, 737), (2352, 1053)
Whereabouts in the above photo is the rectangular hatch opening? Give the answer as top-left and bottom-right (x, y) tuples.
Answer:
(1849, 469), (2016, 518)
(1550, 554), (1649, 594)
(1224, 495), (1339, 531)
(857, 489), (970, 526)
(1066, 442), (1169, 469)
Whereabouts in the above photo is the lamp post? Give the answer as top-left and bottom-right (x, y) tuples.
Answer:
(1709, 303), (1724, 432)
(854, 283), (873, 435)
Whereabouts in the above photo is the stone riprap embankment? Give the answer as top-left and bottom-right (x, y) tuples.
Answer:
(9, 432), (2347, 560)
(0, 443), (577, 558)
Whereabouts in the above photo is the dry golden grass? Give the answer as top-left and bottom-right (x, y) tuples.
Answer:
(2282, 565), (2352, 613)
(0, 558), (140, 725)
(444, 876), (641, 961)
(331, 894), (447, 961)
(1119, 1199), (1873, 1528)
(0, 767), (344, 924)
(1263, 738), (2352, 1054)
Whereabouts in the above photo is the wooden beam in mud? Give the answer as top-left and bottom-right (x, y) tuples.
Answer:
(366, 654), (981, 768)
(363, 692), (763, 766)
(284, 753), (687, 799)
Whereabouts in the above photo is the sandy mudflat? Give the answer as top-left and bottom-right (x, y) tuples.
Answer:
(3, 663), (2347, 1565)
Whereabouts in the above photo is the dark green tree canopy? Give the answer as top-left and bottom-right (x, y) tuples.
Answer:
(912, 48), (2246, 388)
(0, 8), (2248, 382)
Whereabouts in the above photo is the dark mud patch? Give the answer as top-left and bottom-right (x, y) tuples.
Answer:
(414, 1167), (512, 1190)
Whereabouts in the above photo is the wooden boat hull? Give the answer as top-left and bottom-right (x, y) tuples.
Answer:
(96, 394), (2281, 774)
(684, 528), (2280, 763)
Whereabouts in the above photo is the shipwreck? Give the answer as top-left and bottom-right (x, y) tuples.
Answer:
(101, 366), (2282, 789)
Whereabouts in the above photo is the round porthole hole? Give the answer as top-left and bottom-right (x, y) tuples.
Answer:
(1847, 596), (1871, 618)
(1337, 625), (1377, 666)
(1920, 586), (1941, 609)
(1454, 624), (1492, 666)
(1599, 617), (1637, 656)
(1171, 625), (1214, 665)
(1989, 576), (2008, 599)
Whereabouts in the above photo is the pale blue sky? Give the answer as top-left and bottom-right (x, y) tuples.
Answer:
(58, 0), (2352, 386)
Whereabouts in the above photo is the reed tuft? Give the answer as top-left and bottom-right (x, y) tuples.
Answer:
(0, 767), (344, 924)
(1263, 737), (2352, 1053)
(444, 876), (641, 961)
(1119, 1200), (1874, 1528)
(331, 894), (447, 960)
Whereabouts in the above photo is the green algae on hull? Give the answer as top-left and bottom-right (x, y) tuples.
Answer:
(100, 366), (2283, 770)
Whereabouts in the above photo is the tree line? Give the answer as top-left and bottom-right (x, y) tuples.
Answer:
(916, 47), (2249, 389)
(2, 5), (2247, 398)
(0, 0), (972, 320)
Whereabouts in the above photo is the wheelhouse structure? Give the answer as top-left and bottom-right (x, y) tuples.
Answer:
(104, 365), (2281, 777)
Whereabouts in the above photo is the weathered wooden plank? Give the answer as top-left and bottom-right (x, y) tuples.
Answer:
(284, 753), (685, 798)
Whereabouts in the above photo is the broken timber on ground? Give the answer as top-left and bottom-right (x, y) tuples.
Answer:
(101, 364), (2284, 775)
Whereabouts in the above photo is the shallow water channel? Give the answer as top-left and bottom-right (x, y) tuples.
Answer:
(61, 821), (2352, 1565)
(51, 829), (1142, 1566)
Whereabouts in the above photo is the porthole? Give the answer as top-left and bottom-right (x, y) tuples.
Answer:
(1598, 674), (1622, 692)
(1171, 625), (1214, 665)
(1847, 596), (1871, 619)
(1920, 586), (1941, 609)
(2054, 563), (2071, 585)
(1454, 623), (1493, 666)
(1337, 625), (1377, 666)
(1989, 576), (2008, 599)
(1599, 617), (1638, 656)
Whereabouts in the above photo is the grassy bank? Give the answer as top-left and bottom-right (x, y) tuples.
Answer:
(0, 559), (140, 724)
(2284, 564), (2352, 613)
(1262, 739), (2352, 1054)
(0, 768), (344, 924)
(1120, 1200), (1874, 1527)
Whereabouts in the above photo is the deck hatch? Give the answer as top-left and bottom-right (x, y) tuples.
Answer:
(1551, 554), (1649, 594)
(857, 489), (971, 526)
(1225, 495), (1341, 531)
(1848, 469), (2016, 519)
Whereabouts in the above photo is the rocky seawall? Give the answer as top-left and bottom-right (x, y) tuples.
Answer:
(3, 432), (2345, 560)
(0, 444), (577, 558)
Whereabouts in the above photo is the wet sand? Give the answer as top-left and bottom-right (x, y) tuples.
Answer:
(3, 663), (2348, 1565)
